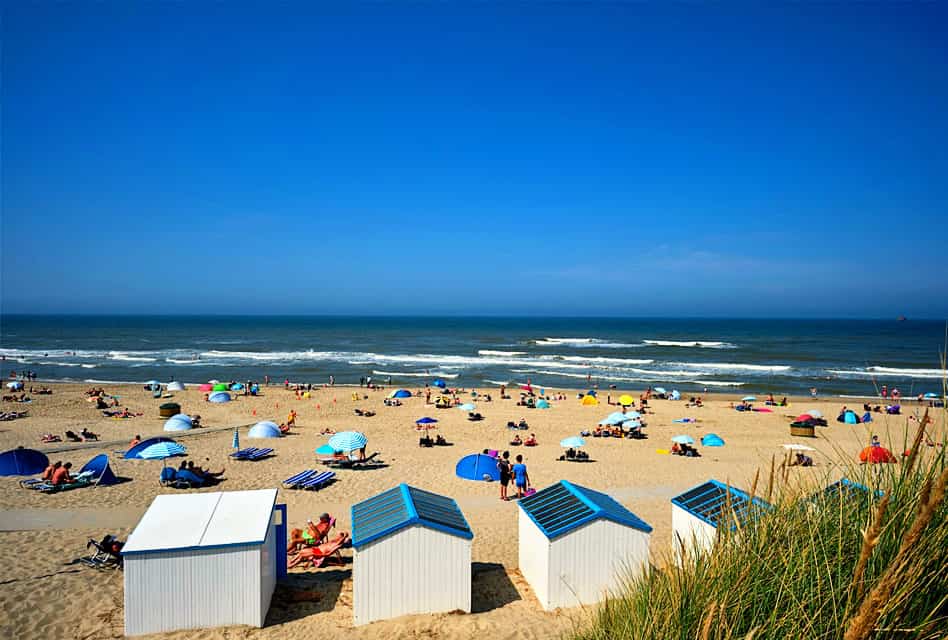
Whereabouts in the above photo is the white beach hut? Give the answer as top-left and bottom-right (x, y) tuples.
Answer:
(351, 484), (473, 625)
(122, 489), (286, 636)
(518, 480), (652, 611)
(671, 479), (770, 565)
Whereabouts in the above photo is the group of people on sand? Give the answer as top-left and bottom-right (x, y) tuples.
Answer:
(176, 460), (225, 482)
(40, 460), (75, 486)
(509, 433), (537, 446)
(286, 513), (351, 570)
(496, 451), (530, 501)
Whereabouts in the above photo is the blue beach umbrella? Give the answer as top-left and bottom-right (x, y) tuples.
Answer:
(232, 428), (240, 450)
(742, 396), (757, 402)
(924, 392), (939, 399)
(600, 412), (628, 425)
(433, 379), (447, 388)
(415, 417), (438, 424)
(315, 444), (337, 455)
(390, 389), (412, 399)
(654, 387), (667, 395)
(623, 420), (642, 429)
(458, 403), (476, 411)
(560, 436), (586, 448)
(139, 442), (187, 460)
(622, 411), (642, 420)
(671, 435), (695, 445)
(328, 431), (368, 452)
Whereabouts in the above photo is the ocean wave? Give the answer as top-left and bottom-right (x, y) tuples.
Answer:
(38, 361), (82, 367)
(673, 362), (791, 372)
(483, 379), (510, 386)
(477, 350), (526, 356)
(534, 338), (641, 348)
(108, 351), (157, 362)
(518, 368), (743, 387)
(642, 340), (736, 349)
(165, 358), (203, 365)
(372, 370), (459, 379)
(829, 367), (945, 379)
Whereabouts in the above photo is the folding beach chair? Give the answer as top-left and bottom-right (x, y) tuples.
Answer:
(231, 447), (274, 460)
(80, 534), (124, 570)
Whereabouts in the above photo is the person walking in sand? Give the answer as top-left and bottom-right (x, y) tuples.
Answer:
(512, 454), (529, 499)
(287, 410), (297, 429)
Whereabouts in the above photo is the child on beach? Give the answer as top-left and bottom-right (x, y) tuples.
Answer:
(497, 451), (511, 501)
(512, 455), (529, 498)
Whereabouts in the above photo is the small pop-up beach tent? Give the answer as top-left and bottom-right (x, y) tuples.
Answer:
(163, 415), (193, 432)
(79, 454), (120, 485)
(248, 421), (282, 438)
(455, 453), (500, 481)
(0, 448), (49, 476)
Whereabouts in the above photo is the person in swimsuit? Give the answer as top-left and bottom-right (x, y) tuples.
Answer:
(512, 455), (529, 498)
(497, 451), (511, 501)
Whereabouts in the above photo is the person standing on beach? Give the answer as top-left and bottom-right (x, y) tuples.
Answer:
(512, 454), (529, 499)
(497, 451), (511, 501)
(329, 375), (335, 387)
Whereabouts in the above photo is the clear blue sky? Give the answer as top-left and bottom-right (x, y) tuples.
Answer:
(2, 3), (946, 317)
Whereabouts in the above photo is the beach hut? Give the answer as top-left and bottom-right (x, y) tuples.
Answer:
(351, 484), (473, 625)
(122, 489), (285, 636)
(671, 480), (770, 564)
(518, 480), (652, 610)
(812, 478), (882, 504)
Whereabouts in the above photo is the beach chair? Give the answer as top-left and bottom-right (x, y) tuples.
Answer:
(327, 452), (381, 469)
(283, 469), (319, 489)
(299, 470), (336, 490)
(159, 468), (207, 489)
(288, 532), (350, 569)
(231, 447), (274, 461)
(80, 534), (124, 570)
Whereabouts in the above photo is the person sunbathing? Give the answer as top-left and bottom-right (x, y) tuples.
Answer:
(789, 452), (813, 467)
(524, 434), (538, 446)
(518, 418), (528, 429)
(287, 532), (349, 569)
(303, 514), (333, 546)
(65, 430), (82, 442)
(51, 462), (73, 485)
(510, 435), (523, 446)
(42, 461), (61, 482)
(80, 428), (99, 441)
(287, 528), (307, 554)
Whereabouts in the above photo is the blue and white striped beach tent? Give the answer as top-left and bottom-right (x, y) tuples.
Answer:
(517, 480), (652, 610)
(351, 484), (473, 625)
(670, 479), (771, 564)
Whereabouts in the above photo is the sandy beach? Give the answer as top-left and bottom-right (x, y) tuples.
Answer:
(0, 381), (936, 640)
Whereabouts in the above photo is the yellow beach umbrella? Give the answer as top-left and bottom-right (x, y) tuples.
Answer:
(618, 394), (634, 406)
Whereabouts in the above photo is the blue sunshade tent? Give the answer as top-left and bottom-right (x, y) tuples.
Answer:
(315, 444), (337, 455)
(79, 454), (119, 485)
(415, 417), (438, 424)
(455, 453), (500, 481)
(208, 391), (231, 403)
(390, 389), (412, 399)
(560, 436), (586, 448)
(672, 435), (695, 445)
(432, 379), (447, 388)
(124, 437), (175, 459)
(622, 411), (642, 420)
(248, 421), (282, 438)
(671, 390), (681, 400)
(600, 412), (630, 425)
(0, 448), (49, 476)
(742, 396), (757, 402)
(6, 381), (23, 390)
(701, 434), (725, 447)
(586, 389), (597, 396)
(924, 392), (939, 399)
(458, 403), (476, 411)
(536, 399), (551, 409)
(654, 387), (667, 395)
(163, 415), (193, 432)
(139, 442), (187, 459)
(623, 420), (642, 429)
(328, 431), (368, 452)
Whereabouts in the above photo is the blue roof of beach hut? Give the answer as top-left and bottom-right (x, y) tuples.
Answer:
(351, 484), (473, 549)
(671, 480), (771, 530)
(518, 480), (652, 540)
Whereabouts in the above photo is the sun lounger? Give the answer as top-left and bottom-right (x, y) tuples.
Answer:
(159, 467), (210, 489)
(80, 534), (124, 570)
(323, 452), (381, 469)
(300, 470), (335, 490)
(230, 447), (274, 461)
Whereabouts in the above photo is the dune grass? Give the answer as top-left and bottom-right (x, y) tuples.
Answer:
(574, 406), (948, 640)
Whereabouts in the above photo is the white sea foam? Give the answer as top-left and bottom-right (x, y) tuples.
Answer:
(372, 370), (459, 379)
(477, 350), (526, 356)
(108, 352), (157, 362)
(673, 362), (791, 372)
(534, 338), (641, 348)
(483, 379), (510, 386)
(518, 368), (744, 387)
(166, 358), (203, 365)
(829, 367), (945, 379)
(642, 340), (736, 349)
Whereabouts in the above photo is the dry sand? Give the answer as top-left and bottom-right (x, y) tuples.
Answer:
(0, 382), (938, 639)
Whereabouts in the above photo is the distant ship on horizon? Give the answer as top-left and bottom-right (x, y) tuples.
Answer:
(897, 315), (907, 322)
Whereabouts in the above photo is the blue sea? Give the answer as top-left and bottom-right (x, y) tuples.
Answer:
(0, 315), (945, 397)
